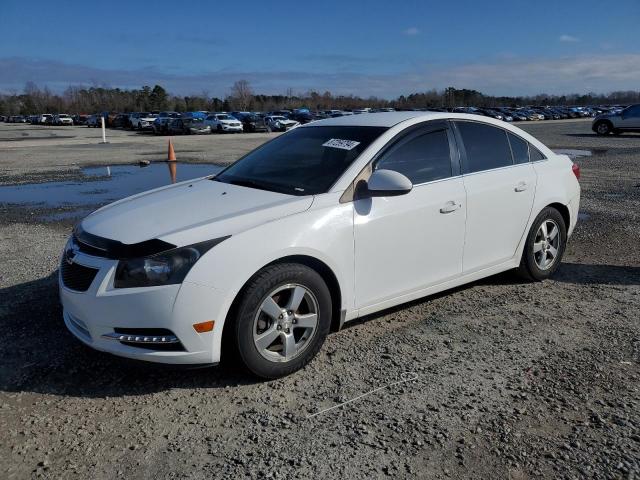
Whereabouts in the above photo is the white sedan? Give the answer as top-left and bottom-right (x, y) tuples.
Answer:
(59, 112), (580, 378)
(204, 113), (243, 133)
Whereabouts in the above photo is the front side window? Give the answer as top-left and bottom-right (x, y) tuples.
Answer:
(375, 126), (452, 184)
(214, 126), (387, 195)
(623, 105), (640, 117)
(507, 132), (530, 164)
(456, 121), (513, 174)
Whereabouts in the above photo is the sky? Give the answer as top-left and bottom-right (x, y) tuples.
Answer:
(1, 0), (639, 99)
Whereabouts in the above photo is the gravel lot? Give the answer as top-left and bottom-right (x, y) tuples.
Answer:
(1, 119), (639, 479)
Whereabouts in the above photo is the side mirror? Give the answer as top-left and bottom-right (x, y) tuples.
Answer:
(359, 169), (413, 198)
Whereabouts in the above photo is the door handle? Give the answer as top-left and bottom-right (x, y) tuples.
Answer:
(439, 201), (461, 214)
(514, 181), (528, 192)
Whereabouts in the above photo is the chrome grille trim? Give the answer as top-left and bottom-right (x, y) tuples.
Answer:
(101, 332), (180, 344)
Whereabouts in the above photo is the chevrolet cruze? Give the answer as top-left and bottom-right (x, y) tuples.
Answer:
(60, 112), (581, 378)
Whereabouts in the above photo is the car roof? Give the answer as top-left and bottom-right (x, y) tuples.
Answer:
(302, 111), (519, 128)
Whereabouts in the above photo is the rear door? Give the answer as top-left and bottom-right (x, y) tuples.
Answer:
(353, 121), (466, 309)
(453, 121), (537, 273)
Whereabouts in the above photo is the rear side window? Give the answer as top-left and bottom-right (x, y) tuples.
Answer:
(529, 146), (546, 161)
(456, 122), (513, 173)
(376, 127), (452, 184)
(507, 132), (530, 164)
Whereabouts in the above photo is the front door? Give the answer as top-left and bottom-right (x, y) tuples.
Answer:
(353, 122), (466, 310)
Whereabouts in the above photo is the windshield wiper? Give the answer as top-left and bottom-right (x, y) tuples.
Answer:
(214, 177), (273, 192)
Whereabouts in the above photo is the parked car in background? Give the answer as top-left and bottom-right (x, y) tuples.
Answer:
(204, 113), (243, 133)
(129, 112), (157, 130)
(167, 117), (211, 135)
(36, 114), (51, 125)
(288, 111), (315, 124)
(110, 113), (130, 129)
(265, 115), (299, 132)
(54, 114), (74, 125)
(72, 114), (89, 125)
(233, 112), (268, 132)
(153, 112), (181, 135)
(477, 108), (504, 120)
(86, 115), (99, 127)
(592, 103), (640, 135)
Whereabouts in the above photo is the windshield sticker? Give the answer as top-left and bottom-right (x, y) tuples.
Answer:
(322, 138), (361, 151)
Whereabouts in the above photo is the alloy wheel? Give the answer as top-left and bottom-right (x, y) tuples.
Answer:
(253, 284), (319, 362)
(533, 219), (561, 270)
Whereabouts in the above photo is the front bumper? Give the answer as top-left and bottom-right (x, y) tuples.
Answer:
(221, 124), (243, 132)
(59, 251), (226, 364)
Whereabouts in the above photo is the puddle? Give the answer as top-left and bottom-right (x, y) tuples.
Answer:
(552, 148), (608, 158)
(0, 162), (223, 221)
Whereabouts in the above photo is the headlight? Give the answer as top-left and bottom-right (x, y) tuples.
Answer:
(114, 237), (229, 288)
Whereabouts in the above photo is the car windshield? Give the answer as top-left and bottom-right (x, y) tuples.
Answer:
(213, 126), (387, 196)
(217, 115), (232, 120)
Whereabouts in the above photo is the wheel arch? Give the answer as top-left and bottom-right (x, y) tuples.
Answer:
(220, 254), (344, 359)
(593, 118), (613, 131)
(547, 202), (570, 230)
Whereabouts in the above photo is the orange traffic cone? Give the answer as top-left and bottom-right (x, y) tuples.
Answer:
(167, 138), (176, 161)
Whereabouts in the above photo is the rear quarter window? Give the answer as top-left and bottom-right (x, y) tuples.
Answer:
(507, 132), (530, 164)
(529, 146), (547, 161)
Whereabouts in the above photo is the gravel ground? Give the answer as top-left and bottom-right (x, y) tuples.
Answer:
(0, 119), (639, 479)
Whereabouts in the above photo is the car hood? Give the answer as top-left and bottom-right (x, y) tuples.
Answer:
(81, 178), (313, 246)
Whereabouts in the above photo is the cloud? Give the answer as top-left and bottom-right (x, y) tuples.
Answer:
(1, 54), (640, 99)
(559, 34), (580, 43)
(403, 27), (420, 36)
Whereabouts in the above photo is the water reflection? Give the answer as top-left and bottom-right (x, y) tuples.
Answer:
(0, 162), (223, 212)
(168, 161), (177, 184)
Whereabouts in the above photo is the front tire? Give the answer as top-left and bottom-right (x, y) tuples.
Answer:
(229, 263), (332, 379)
(594, 121), (611, 135)
(517, 207), (567, 281)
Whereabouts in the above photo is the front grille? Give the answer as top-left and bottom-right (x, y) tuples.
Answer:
(60, 261), (99, 292)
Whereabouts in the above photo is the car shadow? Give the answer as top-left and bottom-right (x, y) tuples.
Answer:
(0, 271), (259, 398)
(565, 133), (640, 138)
(1, 262), (637, 398)
(342, 261), (640, 330)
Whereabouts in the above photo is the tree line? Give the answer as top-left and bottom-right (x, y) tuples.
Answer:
(1, 80), (639, 116)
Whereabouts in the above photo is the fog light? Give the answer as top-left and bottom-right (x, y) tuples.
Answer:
(193, 320), (215, 333)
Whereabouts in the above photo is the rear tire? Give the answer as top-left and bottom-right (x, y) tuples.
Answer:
(516, 207), (567, 281)
(228, 263), (332, 379)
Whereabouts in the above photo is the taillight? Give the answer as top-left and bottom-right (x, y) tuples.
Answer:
(572, 162), (580, 180)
